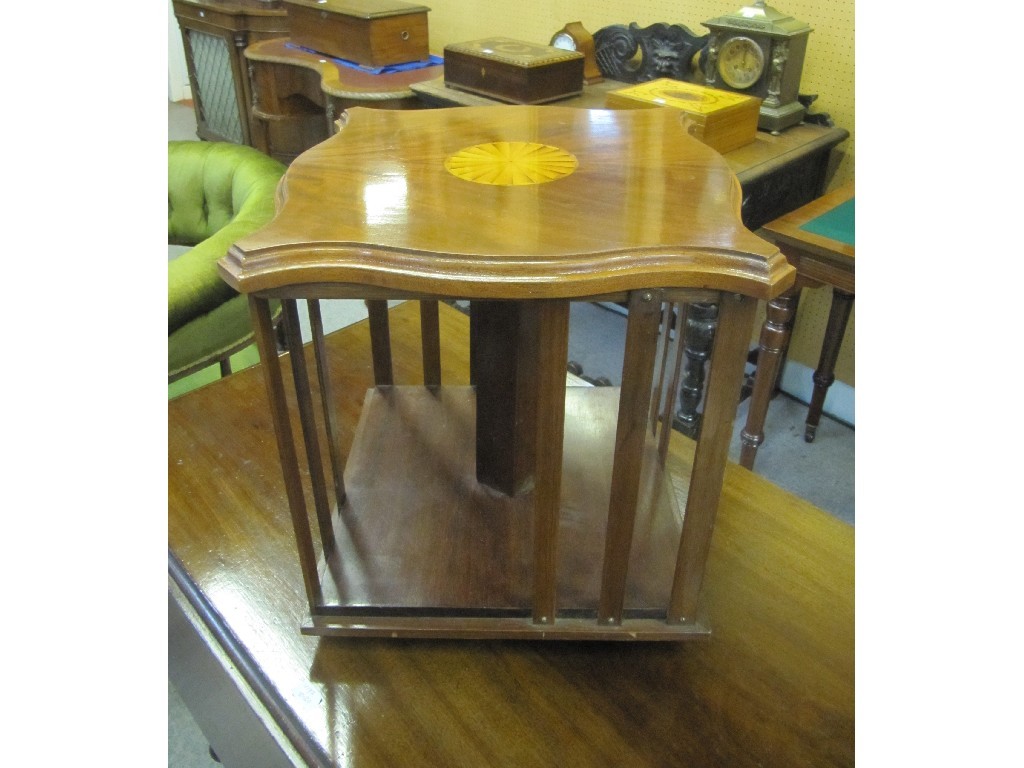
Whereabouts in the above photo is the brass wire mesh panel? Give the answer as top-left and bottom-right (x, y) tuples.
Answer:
(188, 29), (245, 144)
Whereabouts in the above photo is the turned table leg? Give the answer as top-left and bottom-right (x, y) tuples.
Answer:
(805, 289), (854, 442)
(674, 302), (719, 439)
(739, 289), (800, 469)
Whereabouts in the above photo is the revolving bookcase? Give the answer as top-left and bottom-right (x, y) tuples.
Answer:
(218, 105), (794, 640)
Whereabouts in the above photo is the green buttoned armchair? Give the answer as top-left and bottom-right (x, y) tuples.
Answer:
(168, 141), (286, 383)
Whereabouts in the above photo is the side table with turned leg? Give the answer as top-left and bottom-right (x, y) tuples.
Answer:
(739, 182), (855, 469)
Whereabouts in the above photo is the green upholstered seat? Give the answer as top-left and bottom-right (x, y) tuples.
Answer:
(168, 141), (286, 382)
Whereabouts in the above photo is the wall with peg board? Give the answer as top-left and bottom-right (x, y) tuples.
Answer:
(424, 1), (855, 409)
(423, 1), (853, 188)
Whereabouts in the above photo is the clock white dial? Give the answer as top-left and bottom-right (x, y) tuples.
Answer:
(550, 32), (576, 51)
(717, 36), (765, 89)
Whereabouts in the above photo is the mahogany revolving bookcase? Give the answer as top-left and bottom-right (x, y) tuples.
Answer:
(218, 105), (794, 641)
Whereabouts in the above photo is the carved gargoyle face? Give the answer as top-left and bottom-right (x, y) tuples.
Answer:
(649, 41), (681, 74)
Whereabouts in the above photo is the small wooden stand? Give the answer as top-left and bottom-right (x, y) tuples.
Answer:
(219, 105), (793, 640)
(739, 182), (854, 469)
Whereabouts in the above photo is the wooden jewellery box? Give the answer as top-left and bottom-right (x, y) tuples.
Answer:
(284, 0), (430, 67)
(606, 79), (760, 154)
(443, 37), (584, 104)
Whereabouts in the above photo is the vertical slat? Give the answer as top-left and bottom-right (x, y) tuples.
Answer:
(419, 299), (441, 389)
(648, 300), (675, 436)
(668, 293), (758, 623)
(247, 296), (323, 608)
(597, 290), (663, 626)
(658, 302), (689, 464)
(366, 299), (393, 386)
(308, 299), (346, 508)
(282, 300), (336, 556)
(532, 299), (570, 624)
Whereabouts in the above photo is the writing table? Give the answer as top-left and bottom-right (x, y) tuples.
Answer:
(739, 182), (855, 469)
(244, 37), (444, 162)
(168, 300), (855, 767)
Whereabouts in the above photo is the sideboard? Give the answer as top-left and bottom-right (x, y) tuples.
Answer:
(172, 0), (289, 145)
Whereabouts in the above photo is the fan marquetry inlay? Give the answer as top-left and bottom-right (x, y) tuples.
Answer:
(445, 141), (577, 186)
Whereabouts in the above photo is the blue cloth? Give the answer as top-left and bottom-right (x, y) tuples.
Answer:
(799, 198), (855, 246)
(286, 43), (443, 75)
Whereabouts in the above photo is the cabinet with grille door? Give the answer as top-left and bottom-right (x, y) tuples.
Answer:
(172, 0), (289, 146)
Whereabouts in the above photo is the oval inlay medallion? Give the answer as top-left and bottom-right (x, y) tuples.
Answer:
(445, 141), (578, 186)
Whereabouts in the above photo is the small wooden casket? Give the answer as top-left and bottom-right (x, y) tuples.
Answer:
(443, 38), (584, 104)
(284, 0), (430, 67)
(606, 79), (761, 154)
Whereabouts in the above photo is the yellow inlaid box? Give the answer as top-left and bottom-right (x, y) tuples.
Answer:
(606, 79), (761, 154)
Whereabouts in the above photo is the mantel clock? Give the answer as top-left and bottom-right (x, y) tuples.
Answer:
(550, 22), (603, 84)
(700, 1), (811, 133)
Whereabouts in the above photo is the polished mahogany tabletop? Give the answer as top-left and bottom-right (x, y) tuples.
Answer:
(219, 105), (793, 302)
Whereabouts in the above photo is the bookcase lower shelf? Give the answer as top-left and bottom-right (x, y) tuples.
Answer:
(302, 385), (710, 640)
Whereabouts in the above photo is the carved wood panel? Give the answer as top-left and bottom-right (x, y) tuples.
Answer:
(593, 22), (708, 84)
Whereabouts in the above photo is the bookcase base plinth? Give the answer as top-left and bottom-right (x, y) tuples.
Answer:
(303, 385), (709, 641)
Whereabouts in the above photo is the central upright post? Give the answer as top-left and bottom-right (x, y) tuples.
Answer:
(470, 301), (542, 496)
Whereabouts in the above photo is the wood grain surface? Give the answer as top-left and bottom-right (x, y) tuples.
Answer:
(169, 301), (854, 767)
(245, 37), (444, 99)
(219, 105), (794, 301)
